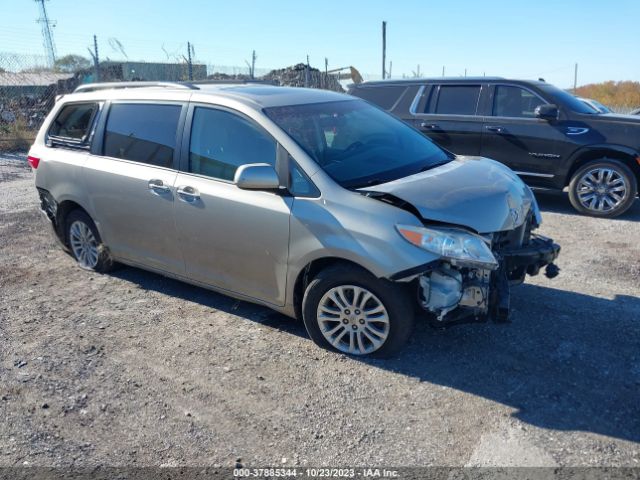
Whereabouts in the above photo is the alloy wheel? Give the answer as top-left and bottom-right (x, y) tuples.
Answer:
(576, 167), (628, 213)
(69, 220), (99, 269)
(316, 285), (390, 355)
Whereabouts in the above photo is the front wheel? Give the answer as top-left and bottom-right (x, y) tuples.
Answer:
(568, 159), (637, 218)
(302, 265), (414, 358)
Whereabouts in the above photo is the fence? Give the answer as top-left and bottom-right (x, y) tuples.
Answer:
(0, 52), (348, 154)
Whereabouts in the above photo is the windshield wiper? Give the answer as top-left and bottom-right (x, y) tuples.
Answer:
(347, 178), (386, 189)
(419, 159), (451, 173)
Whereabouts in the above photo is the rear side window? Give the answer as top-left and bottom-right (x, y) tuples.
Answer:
(103, 103), (181, 167)
(48, 103), (97, 143)
(352, 86), (407, 110)
(434, 85), (481, 115)
(189, 107), (276, 182)
(493, 86), (545, 118)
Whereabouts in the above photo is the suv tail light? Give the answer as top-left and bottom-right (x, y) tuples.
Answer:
(27, 156), (40, 169)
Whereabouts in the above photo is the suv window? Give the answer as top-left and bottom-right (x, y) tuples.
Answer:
(48, 103), (97, 143)
(493, 86), (545, 118)
(434, 85), (480, 115)
(353, 86), (407, 110)
(189, 107), (276, 182)
(103, 103), (181, 167)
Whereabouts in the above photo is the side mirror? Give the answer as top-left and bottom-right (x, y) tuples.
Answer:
(535, 103), (559, 121)
(234, 163), (280, 191)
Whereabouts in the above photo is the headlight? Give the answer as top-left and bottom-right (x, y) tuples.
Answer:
(396, 224), (498, 270)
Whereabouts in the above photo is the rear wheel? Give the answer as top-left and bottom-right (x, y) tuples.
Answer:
(568, 159), (637, 217)
(302, 264), (414, 358)
(65, 210), (114, 272)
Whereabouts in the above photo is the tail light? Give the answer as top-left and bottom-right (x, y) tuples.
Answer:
(27, 156), (40, 169)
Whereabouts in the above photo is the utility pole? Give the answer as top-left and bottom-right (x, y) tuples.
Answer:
(251, 50), (256, 79)
(382, 21), (387, 79)
(464, 68), (467, 77)
(305, 55), (310, 88)
(35, 0), (57, 67)
(245, 50), (257, 79)
(187, 42), (193, 81)
(388, 60), (392, 78)
(324, 57), (328, 89)
(87, 35), (100, 82)
(573, 63), (578, 93)
(442, 65), (445, 77)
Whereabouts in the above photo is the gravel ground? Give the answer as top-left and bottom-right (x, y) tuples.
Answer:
(0, 154), (639, 469)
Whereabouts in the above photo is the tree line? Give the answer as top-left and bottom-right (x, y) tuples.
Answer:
(575, 81), (640, 109)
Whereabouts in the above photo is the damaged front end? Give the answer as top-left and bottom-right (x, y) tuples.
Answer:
(394, 210), (560, 327)
(361, 156), (561, 326)
(360, 157), (560, 325)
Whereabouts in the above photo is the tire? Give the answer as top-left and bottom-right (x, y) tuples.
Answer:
(568, 159), (638, 218)
(65, 210), (114, 273)
(302, 264), (414, 358)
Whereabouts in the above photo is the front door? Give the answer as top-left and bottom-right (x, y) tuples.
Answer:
(480, 84), (563, 186)
(174, 105), (292, 306)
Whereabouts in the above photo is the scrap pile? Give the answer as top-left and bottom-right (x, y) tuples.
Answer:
(262, 64), (344, 92)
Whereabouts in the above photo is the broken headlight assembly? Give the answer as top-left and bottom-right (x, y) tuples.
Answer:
(396, 224), (498, 270)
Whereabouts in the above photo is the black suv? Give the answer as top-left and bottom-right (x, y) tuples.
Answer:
(349, 78), (640, 218)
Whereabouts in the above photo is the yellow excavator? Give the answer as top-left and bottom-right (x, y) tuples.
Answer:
(327, 66), (364, 85)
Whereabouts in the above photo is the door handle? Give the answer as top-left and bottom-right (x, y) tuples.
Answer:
(420, 122), (440, 130)
(148, 179), (170, 194)
(176, 186), (200, 202)
(485, 125), (507, 134)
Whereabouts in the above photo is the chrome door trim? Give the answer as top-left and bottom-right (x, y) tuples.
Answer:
(513, 171), (555, 178)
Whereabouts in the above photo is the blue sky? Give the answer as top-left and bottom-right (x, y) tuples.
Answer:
(2, 0), (639, 87)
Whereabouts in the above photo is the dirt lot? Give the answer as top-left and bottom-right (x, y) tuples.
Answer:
(1, 154), (639, 469)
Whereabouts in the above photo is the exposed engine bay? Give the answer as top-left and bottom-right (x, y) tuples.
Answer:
(419, 264), (492, 322)
(415, 212), (560, 325)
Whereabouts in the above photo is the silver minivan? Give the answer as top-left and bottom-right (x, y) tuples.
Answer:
(29, 82), (560, 357)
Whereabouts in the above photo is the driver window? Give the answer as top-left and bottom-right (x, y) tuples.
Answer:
(493, 86), (545, 118)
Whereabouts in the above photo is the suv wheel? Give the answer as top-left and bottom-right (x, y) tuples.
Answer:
(65, 210), (114, 272)
(568, 159), (638, 218)
(302, 265), (414, 358)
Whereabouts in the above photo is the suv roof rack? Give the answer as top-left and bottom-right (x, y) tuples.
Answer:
(74, 81), (199, 93)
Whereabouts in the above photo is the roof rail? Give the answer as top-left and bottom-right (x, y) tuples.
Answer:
(187, 79), (278, 86)
(74, 81), (199, 93)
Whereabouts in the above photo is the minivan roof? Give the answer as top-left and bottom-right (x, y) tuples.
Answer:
(64, 83), (350, 109)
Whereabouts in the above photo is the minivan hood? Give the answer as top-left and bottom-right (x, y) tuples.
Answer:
(362, 157), (536, 233)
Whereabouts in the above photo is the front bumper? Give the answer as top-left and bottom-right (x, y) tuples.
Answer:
(498, 234), (561, 281)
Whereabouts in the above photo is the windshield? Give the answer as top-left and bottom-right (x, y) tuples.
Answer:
(539, 85), (599, 114)
(580, 99), (601, 113)
(264, 100), (452, 188)
(591, 100), (611, 113)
